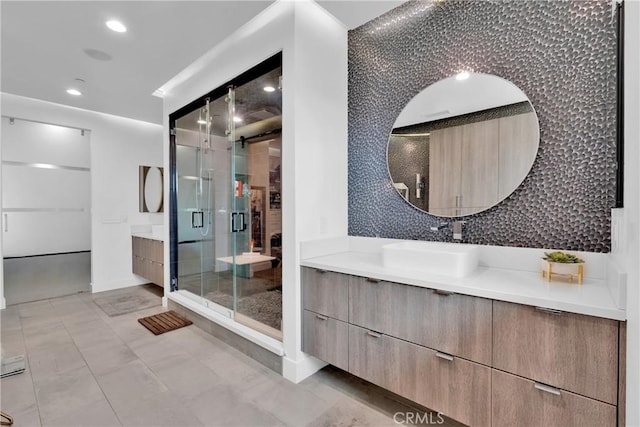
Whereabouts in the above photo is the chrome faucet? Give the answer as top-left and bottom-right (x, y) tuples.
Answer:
(430, 223), (447, 231)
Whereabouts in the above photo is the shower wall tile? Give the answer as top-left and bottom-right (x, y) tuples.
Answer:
(347, 0), (618, 252)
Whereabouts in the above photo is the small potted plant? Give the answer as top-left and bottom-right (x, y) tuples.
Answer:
(541, 251), (585, 284)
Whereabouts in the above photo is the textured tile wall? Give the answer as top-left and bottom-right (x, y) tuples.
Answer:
(348, 0), (618, 252)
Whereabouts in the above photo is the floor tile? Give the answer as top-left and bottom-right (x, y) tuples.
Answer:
(95, 359), (168, 414)
(43, 397), (121, 427)
(117, 390), (204, 427)
(146, 353), (222, 400)
(246, 374), (334, 427)
(79, 340), (138, 376)
(27, 342), (87, 382)
(305, 398), (398, 427)
(0, 369), (38, 416)
(186, 384), (284, 427)
(34, 365), (106, 422)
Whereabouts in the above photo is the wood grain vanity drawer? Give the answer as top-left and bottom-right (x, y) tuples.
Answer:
(302, 310), (348, 371)
(348, 324), (491, 427)
(302, 267), (349, 321)
(492, 300), (618, 405)
(349, 277), (492, 365)
(492, 369), (616, 427)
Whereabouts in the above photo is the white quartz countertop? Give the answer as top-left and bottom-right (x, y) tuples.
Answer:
(301, 251), (626, 321)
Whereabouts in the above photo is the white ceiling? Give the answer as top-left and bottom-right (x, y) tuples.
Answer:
(1, 1), (404, 124)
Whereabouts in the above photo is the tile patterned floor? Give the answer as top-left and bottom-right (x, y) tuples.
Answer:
(0, 288), (462, 427)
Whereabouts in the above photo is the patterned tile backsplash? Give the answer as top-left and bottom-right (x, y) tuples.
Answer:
(348, 0), (618, 252)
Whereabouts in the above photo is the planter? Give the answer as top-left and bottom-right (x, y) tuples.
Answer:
(541, 260), (584, 284)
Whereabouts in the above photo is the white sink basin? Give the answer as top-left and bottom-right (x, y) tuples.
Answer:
(382, 241), (480, 278)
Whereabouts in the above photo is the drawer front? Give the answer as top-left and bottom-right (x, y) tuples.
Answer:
(132, 236), (142, 257)
(133, 255), (144, 276)
(349, 277), (492, 364)
(302, 310), (348, 371)
(302, 267), (349, 321)
(150, 239), (164, 263)
(151, 261), (164, 286)
(492, 369), (616, 427)
(493, 300), (618, 404)
(348, 325), (491, 427)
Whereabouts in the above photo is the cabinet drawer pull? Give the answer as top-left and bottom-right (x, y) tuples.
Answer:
(315, 269), (328, 274)
(435, 352), (454, 361)
(315, 314), (328, 321)
(534, 382), (561, 396)
(365, 277), (380, 283)
(433, 289), (454, 296)
(366, 330), (382, 338)
(535, 306), (563, 316)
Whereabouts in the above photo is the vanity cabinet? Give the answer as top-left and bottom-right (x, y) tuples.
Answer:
(492, 370), (616, 427)
(349, 276), (492, 365)
(492, 300), (618, 405)
(132, 236), (164, 286)
(301, 267), (623, 427)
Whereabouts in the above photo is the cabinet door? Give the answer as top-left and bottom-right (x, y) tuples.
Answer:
(349, 277), (492, 364)
(348, 325), (491, 427)
(302, 310), (349, 371)
(492, 369), (616, 427)
(460, 119), (500, 210)
(302, 267), (349, 321)
(429, 126), (462, 212)
(493, 300), (618, 404)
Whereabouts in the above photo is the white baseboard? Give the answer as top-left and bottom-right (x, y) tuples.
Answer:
(282, 354), (327, 384)
(0, 296), (6, 310)
(91, 276), (148, 294)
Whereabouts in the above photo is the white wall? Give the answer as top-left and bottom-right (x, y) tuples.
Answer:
(624, 1), (640, 425)
(161, 0), (348, 382)
(1, 93), (163, 299)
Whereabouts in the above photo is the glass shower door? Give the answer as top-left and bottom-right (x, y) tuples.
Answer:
(171, 53), (283, 340)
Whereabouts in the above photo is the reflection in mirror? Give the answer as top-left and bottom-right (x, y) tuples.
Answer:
(387, 72), (540, 217)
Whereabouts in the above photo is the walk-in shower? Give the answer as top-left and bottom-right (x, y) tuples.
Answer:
(170, 53), (283, 340)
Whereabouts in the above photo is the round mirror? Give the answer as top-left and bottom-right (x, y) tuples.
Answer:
(387, 72), (540, 217)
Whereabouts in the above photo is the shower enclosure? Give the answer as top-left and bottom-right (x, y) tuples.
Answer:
(170, 54), (282, 340)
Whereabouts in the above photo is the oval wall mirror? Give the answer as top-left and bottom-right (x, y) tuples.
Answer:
(387, 72), (540, 217)
(140, 166), (164, 213)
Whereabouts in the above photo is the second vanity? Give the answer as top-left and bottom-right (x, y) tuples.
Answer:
(300, 237), (626, 427)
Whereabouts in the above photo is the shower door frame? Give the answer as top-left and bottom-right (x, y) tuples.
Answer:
(168, 52), (283, 321)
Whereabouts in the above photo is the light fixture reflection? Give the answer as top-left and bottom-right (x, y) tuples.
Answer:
(197, 119), (207, 125)
(106, 20), (127, 33)
(455, 71), (470, 81)
(66, 89), (82, 96)
(233, 116), (242, 123)
(263, 86), (276, 92)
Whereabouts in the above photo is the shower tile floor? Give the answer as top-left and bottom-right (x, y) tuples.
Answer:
(0, 286), (463, 427)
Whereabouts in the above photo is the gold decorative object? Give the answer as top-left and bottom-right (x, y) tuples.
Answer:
(541, 251), (585, 284)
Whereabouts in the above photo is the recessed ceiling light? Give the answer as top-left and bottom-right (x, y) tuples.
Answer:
(66, 89), (82, 96)
(263, 86), (276, 93)
(455, 71), (470, 81)
(233, 116), (242, 123)
(197, 119), (207, 125)
(106, 20), (127, 33)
